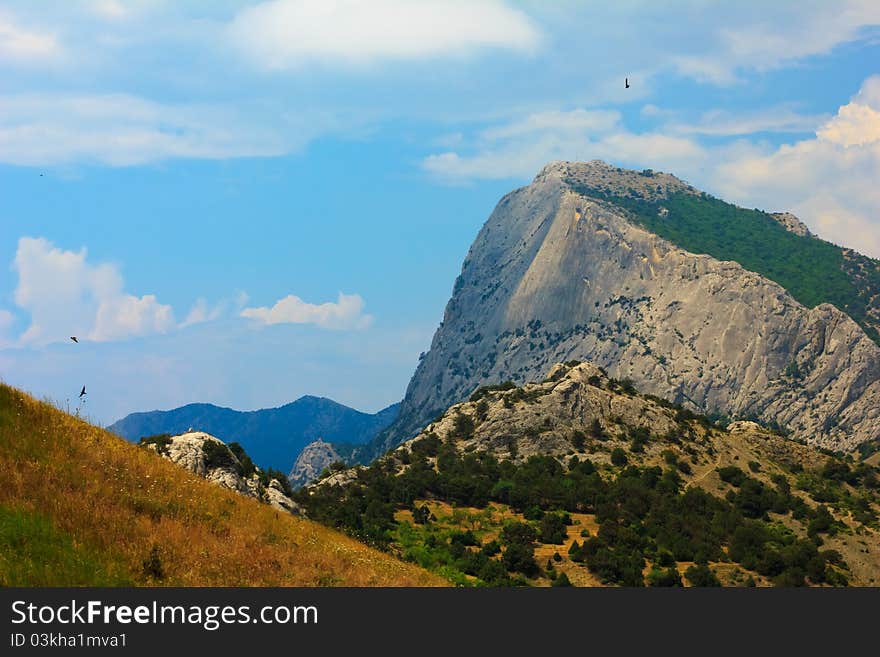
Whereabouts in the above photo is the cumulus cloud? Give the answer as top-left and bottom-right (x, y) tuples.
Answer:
(713, 75), (880, 257)
(241, 292), (373, 330)
(10, 236), (175, 346)
(228, 0), (541, 69)
(0, 93), (334, 166)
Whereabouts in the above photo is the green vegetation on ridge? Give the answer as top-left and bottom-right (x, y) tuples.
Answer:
(567, 180), (880, 344)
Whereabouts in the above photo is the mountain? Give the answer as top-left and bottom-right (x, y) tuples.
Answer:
(299, 360), (880, 586)
(0, 382), (442, 586)
(373, 160), (880, 457)
(289, 439), (353, 488)
(108, 397), (400, 473)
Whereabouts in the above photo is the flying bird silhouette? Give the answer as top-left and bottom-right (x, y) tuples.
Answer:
(70, 336), (78, 343)
(625, 77), (630, 89)
(79, 386), (86, 398)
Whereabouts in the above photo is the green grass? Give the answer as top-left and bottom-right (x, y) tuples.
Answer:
(0, 504), (131, 586)
(568, 182), (880, 345)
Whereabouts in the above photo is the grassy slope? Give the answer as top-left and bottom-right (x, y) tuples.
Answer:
(567, 181), (880, 344)
(0, 383), (444, 587)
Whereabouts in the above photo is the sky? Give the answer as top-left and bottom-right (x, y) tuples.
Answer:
(1, 0), (879, 425)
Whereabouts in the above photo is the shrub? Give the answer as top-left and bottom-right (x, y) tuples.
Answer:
(228, 442), (256, 477)
(551, 572), (573, 587)
(717, 466), (748, 487)
(611, 448), (628, 467)
(202, 440), (237, 470)
(502, 542), (539, 577)
(141, 545), (164, 580)
(684, 563), (721, 587)
(647, 567), (682, 587)
(138, 434), (172, 456)
(451, 412), (476, 440)
(538, 513), (568, 544)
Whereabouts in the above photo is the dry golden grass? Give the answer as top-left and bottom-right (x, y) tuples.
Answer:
(0, 383), (445, 587)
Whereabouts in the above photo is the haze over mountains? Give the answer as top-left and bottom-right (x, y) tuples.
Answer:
(109, 397), (399, 473)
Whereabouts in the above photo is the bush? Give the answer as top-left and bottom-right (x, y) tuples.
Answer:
(684, 563), (721, 587)
(502, 542), (539, 576)
(717, 466), (748, 487)
(202, 440), (237, 470)
(647, 567), (682, 587)
(551, 572), (573, 587)
(228, 442), (256, 477)
(451, 412), (476, 440)
(538, 513), (568, 544)
(138, 434), (172, 456)
(611, 448), (628, 467)
(141, 545), (164, 580)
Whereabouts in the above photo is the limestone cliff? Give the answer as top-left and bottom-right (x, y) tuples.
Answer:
(379, 161), (880, 454)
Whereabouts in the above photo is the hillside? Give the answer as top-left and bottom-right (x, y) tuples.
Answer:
(109, 397), (400, 473)
(374, 160), (880, 457)
(0, 382), (442, 586)
(299, 362), (880, 587)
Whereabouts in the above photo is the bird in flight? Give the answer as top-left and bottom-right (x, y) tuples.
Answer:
(70, 336), (79, 343)
(625, 77), (630, 89)
(79, 386), (87, 398)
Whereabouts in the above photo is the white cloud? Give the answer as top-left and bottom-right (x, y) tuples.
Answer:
(241, 292), (373, 330)
(422, 108), (705, 181)
(180, 298), (226, 328)
(0, 93), (331, 166)
(668, 1), (880, 84)
(10, 236), (175, 346)
(669, 106), (825, 137)
(713, 75), (880, 257)
(0, 11), (61, 63)
(228, 0), (541, 69)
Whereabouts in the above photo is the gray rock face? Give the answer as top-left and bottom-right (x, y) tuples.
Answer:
(770, 212), (812, 237)
(146, 431), (303, 515)
(289, 439), (343, 489)
(384, 161), (880, 453)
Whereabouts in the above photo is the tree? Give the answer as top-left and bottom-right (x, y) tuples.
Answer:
(551, 572), (573, 587)
(684, 563), (721, 587)
(502, 542), (539, 577)
(647, 567), (682, 587)
(611, 448), (628, 467)
(539, 513), (567, 544)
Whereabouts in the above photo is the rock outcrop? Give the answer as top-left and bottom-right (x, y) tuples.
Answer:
(770, 211), (812, 237)
(289, 439), (344, 489)
(379, 161), (880, 454)
(144, 431), (302, 515)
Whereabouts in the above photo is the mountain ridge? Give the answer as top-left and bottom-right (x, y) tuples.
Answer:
(109, 397), (400, 473)
(370, 160), (880, 458)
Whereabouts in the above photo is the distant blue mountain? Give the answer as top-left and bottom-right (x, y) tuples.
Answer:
(107, 397), (400, 473)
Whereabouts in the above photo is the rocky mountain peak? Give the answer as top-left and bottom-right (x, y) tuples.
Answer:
(375, 161), (880, 456)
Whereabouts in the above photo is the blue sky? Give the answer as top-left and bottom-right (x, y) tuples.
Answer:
(1, 1), (879, 425)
